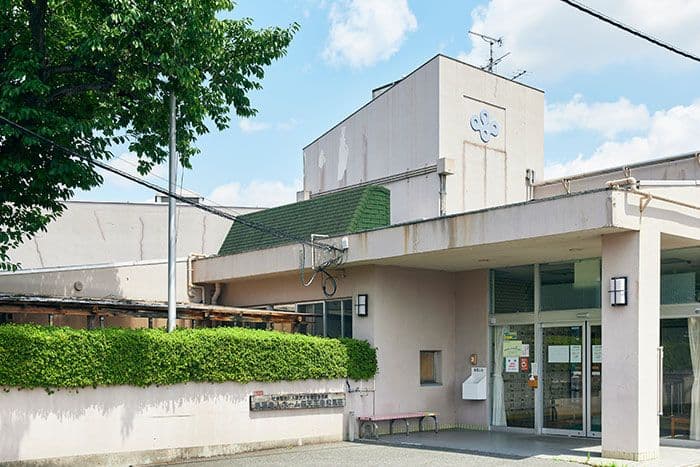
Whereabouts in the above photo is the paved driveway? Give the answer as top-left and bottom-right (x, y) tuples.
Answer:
(168, 442), (574, 466)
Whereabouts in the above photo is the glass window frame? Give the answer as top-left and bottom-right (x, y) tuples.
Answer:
(490, 265), (536, 315)
(295, 297), (353, 338)
(661, 246), (700, 306)
(538, 258), (602, 312)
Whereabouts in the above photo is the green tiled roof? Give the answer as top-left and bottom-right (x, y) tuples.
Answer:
(218, 185), (390, 256)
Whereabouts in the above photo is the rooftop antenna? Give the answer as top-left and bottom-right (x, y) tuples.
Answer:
(511, 70), (528, 81)
(468, 31), (506, 72)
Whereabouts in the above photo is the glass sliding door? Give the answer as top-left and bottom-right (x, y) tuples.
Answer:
(660, 317), (699, 441)
(542, 324), (585, 436)
(492, 324), (536, 430)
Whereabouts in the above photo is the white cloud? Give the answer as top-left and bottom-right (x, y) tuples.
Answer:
(238, 119), (271, 133)
(323, 0), (417, 68)
(207, 179), (303, 208)
(238, 118), (299, 133)
(545, 100), (700, 179)
(276, 118), (300, 131)
(545, 94), (650, 138)
(460, 0), (700, 81)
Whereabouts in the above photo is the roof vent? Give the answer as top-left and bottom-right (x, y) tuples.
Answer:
(155, 195), (203, 204)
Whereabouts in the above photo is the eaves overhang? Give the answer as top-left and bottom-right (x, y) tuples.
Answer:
(193, 189), (626, 283)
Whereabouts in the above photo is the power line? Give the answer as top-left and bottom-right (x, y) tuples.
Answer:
(110, 152), (246, 215)
(559, 0), (700, 64)
(0, 115), (342, 253)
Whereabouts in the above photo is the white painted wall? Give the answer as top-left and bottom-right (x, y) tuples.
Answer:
(439, 57), (544, 213)
(0, 260), (189, 302)
(534, 154), (700, 199)
(0, 379), (372, 465)
(7, 201), (258, 270)
(303, 57), (440, 224)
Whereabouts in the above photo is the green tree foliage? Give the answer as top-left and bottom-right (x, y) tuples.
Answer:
(0, 0), (298, 270)
(0, 324), (378, 390)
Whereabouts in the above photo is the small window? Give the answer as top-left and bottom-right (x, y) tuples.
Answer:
(420, 350), (442, 385)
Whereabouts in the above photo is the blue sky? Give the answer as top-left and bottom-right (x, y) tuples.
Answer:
(79, 0), (700, 207)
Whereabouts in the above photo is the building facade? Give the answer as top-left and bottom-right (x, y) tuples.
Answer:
(0, 200), (259, 328)
(193, 55), (700, 461)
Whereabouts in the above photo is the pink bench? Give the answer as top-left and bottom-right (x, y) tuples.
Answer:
(357, 412), (439, 438)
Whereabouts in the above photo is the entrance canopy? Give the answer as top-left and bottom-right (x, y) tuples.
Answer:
(194, 187), (700, 284)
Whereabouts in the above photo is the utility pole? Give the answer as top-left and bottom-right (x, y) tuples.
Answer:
(468, 31), (508, 72)
(167, 93), (177, 332)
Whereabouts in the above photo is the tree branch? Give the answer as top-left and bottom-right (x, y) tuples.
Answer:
(27, 0), (48, 79)
(44, 64), (111, 77)
(49, 82), (115, 100)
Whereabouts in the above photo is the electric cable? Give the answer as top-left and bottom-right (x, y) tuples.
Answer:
(299, 242), (345, 297)
(109, 151), (250, 215)
(0, 115), (343, 254)
(558, 0), (700, 64)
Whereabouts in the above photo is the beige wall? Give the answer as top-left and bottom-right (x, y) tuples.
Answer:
(370, 267), (457, 423)
(601, 229), (661, 461)
(0, 379), (370, 465)
(453, 269), (490, 427)
(219, 265), (487, 427)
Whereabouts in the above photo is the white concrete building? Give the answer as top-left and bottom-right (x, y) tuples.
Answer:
(7, 200), (257, 269)
(192, 55), (700, 461)
(0, 200), (259, 327)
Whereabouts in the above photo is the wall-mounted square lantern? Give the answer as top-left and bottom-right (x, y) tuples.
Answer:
(609, 277), (627, 306)
(356, 294), (368, 317)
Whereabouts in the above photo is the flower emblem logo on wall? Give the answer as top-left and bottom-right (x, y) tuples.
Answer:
(470, 109), (500, 143)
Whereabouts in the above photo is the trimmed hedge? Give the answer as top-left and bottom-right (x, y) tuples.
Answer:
(339, 338), (378, 380)
(0, 324), (377, 390)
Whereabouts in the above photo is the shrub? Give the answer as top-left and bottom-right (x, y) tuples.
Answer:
(0, 324), (377, 390)
(339, 338), (378, 380)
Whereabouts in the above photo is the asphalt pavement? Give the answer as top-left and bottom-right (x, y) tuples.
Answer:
(164, 442), (579, 466)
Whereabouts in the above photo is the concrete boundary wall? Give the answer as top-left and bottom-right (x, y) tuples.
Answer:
(0, 379), (374, 466)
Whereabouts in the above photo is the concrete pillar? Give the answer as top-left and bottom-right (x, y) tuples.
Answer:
(601, 229), (660, 461)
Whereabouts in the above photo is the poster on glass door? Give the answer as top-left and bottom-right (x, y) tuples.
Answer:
(505, 357), (519, 373)
(548, 345), (569, 363)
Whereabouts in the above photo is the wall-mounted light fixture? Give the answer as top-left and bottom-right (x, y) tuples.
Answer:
(356, 294), (368, 317)
(609, 277), (627, 306)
